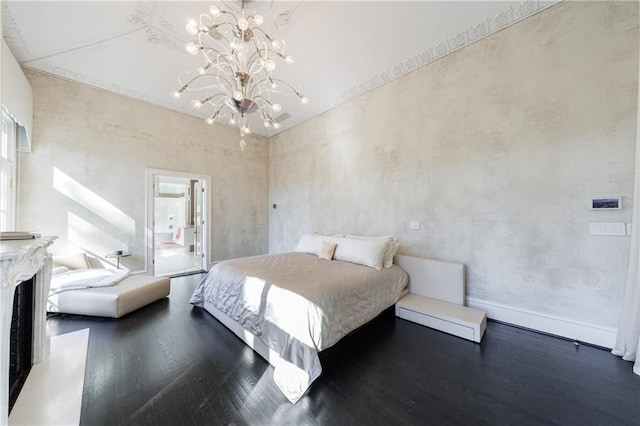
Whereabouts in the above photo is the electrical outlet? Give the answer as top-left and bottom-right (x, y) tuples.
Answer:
(410, 221), (421, 230)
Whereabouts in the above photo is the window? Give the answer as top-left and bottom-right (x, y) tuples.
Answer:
(1, 111), (17, 231)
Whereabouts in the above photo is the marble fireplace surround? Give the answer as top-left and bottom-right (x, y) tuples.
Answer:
(0, 236), (56, 425)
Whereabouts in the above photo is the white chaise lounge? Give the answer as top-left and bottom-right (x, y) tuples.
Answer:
(48, 253), (170, 318)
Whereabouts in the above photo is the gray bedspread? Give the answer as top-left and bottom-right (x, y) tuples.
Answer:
(190, 252), (408, 402)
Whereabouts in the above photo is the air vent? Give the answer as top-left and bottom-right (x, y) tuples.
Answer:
(275, 112), (291, 122)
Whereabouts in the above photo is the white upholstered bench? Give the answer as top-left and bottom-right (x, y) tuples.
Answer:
(394, 255), (486, 343)
(48, 253), (170, 318)
(49, 274), (170, 318)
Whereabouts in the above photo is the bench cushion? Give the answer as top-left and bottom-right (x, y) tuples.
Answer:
(48, 275), (170, 318)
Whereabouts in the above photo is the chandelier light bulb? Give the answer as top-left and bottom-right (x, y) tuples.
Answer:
(285, 55), (295, 64)
(273, 122), (281, 129)
(233, 91), (243, 101)
(253, 15), (263, 26)
(186, 20), (199, 36)
(185, 42), (199, 55)
(191, 100), (203, 108)
(172, 86), (187, 98)
(301, 96), (309, 104)
(271, 39), (283, 51)
(264, 59), (276, 71)
(271, 103), (281, 113)
(229, 116), (237, 125)
(271, 81), (278, 89)
(206, 112), (218, 124)
(263, 120), (271, 128)
(210, 5), (221, 16)
(242, 125), (251, 134)
(238, 18), (249, 31)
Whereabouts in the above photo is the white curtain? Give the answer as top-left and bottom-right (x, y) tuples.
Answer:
(611, 50), (640, 376)
(1, 40), (33, 151)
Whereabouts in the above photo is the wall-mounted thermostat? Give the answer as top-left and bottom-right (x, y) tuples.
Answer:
(591, 197), (621, 210)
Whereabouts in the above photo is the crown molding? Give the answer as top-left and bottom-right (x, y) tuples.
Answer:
(2, 2), (31, 60)
(24, 65), (202, 125)
(275, 0), (559, 134)
(4, 0), (560, 139)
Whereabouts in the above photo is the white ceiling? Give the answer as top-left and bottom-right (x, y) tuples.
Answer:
(2, 0), (553, 138)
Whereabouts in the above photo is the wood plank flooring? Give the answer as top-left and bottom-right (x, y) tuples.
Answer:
(46, 274), (640, 425)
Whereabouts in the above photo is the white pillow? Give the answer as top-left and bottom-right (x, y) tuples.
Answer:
(295, 234), (325, 255)
(333, 237), (388, 270)
(346, 235), (399, 268)
(52, 252), (91, 270)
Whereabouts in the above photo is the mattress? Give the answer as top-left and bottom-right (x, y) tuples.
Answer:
(190, 252), (408, 402)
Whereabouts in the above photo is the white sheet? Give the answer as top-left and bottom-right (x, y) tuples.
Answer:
(190, 252), (408, 402)
(50, 268), (130, 294)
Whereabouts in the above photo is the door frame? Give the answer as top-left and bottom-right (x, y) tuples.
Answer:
(146, 168), (211, 276)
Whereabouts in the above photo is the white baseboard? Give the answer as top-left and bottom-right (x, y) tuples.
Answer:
(466, 297), (617, 349)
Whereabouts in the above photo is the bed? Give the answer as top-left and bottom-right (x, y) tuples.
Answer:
(190, 235), (408, 403)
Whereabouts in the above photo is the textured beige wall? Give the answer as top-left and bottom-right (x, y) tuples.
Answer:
(269, 2), (639, 328)
(19, 70), (268, 271)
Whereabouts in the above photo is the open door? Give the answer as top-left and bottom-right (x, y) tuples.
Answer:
(193, 179), (207, 271)
(146, 169), (211, 277)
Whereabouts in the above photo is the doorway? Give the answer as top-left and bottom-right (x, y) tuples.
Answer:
(146, 169), (210, 277)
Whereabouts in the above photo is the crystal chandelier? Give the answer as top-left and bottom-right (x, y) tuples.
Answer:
(174, 1), (309, 150)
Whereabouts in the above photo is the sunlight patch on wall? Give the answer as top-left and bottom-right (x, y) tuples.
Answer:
(68, 211), (127, 260)
(53, 167), (136, 236)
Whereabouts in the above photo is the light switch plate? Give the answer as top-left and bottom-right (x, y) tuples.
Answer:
(410, 221), (421, 230)
(589, 222), (626, 236)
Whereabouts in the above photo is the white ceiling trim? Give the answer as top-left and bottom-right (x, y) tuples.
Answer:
(3, 0), (559, 138)
(2, 1), (199, 120)
(2, 0), (308, 131)
(2, 2), (30, 58)
(283, 0), (557, 133)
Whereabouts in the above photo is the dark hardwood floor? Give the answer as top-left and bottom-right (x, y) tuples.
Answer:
(46, 274), (640, 425)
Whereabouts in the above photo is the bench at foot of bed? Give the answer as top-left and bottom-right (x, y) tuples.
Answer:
(393, 255), (486, 343)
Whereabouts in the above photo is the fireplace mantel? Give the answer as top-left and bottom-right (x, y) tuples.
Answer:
(0, 236), (56, 425)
